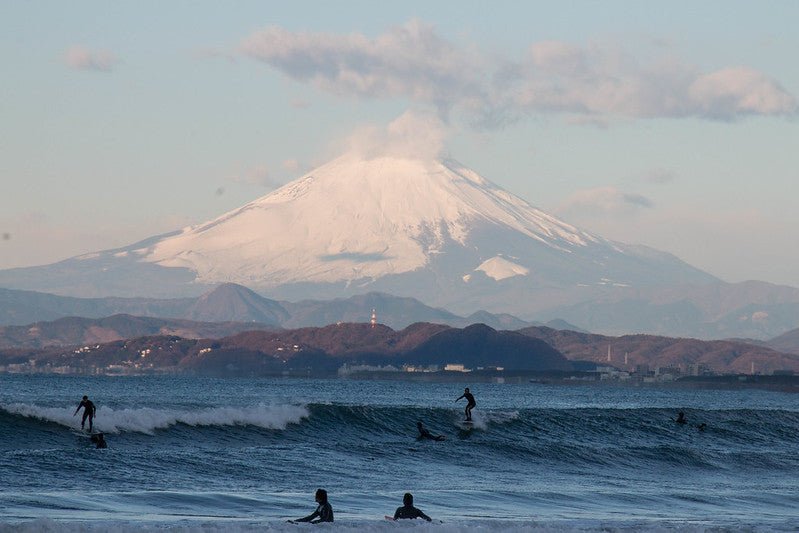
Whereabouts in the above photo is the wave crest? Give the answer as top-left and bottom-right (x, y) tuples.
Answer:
(0, 403), (309, 435)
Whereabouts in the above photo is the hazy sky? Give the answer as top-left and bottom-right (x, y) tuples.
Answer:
(1, 1), (797, 287)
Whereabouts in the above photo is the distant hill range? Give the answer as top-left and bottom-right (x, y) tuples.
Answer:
(2, 319), (797, 376)
(0, 283), (576, 341)
(767, 327), (799, 356)
(517, 326), (799, 375)
(3, 280), (799, 341)
(0, 314), (278, 350)
(0, 323), (572, 376)
(543, 280), (799, 340)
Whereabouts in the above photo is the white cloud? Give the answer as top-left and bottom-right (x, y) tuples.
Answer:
(340, 109), (448, 161)
(240, 19), (488, 119)
(239, 22), (797, 124)
(64, 45), (118, 72)
(513, 44), (796, 120)
(688, 67), (798, 119)
(557, 186), (654, 217)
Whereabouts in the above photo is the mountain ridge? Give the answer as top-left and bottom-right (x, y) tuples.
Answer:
(0, 322), (574, 376)
(3, 320), (797, 376)
(0, 284), (563, 339)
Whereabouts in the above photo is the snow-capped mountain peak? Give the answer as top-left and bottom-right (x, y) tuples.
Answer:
(143, 152), (600, 286)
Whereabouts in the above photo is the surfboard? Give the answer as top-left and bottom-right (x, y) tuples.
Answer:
(458, 420), (474, 431)
(384, 515), (395, 521)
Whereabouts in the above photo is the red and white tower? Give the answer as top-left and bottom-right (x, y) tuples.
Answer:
(370, 308), (377, 328)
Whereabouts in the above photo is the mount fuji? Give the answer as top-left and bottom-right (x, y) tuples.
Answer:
(0, 152), (717, 318)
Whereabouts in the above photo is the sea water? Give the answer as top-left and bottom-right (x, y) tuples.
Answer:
(1, 374), (797, 532)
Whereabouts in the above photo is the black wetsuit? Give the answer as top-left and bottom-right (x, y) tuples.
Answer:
(394, 504), (431, 521)
(77, 400), (96, 431)
(456, 392), (476, 420)
(295, 502), (333, 523)
(418, 427), (444, 441)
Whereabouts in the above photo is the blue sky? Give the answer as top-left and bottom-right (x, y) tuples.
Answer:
(1, 1), (797, 287)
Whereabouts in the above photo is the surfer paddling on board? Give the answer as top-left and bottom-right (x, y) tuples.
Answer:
(455, 387), (476, 422)
(91, 433), (107, 449)
(417, 421), (445, 441)
(73, 395), (96, 432)
(391, 492), (432, 521)
(289, 488), (333, 523)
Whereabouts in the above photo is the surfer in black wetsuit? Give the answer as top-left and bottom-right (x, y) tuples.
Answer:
(73, 395), (96, 432)
(675, 410), (687, 424)
(455, 387), (476, 421)
(290, 488), (333, 523)
(392, 492), (432, 521)
(417, 421), (445, 441)
(91, 433), (107, 448)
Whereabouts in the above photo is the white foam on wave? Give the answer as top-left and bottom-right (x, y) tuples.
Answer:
(463, 410), (519, 430)
(0, 403), (309, 435)
(4, 517), (783, 533)
(1, 403), (77, 428)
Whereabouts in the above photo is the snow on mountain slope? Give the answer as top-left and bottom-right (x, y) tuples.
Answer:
(144, 153), (601, 286)
(469, 256), (530, 282)
(0, 143), (720, 316)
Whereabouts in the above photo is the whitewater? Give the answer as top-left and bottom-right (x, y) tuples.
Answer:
(1, 375), (798, 532)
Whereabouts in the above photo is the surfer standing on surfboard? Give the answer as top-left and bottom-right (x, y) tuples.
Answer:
(455, 387), (476, 421)
(73, 395), (96, 432)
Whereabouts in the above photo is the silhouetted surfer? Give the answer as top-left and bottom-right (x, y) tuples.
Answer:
(675, 410), (687, 424)
(289, 488), (333, 523)
(73, 395), (96, 432)
(392, 492), (432, 521)
(417, 421), (445, 441)
(455, 387), (476, 421)
(91, 433), (107, 448)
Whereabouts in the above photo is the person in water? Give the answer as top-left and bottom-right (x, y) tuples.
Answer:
(455, 387), (476, 421)
(392, 492), (432, 522)
(91, 433), (107, 448)
(417, 421), (445, 441)
(675, 410), (687, 424)
(73, 395), (96, 432)
(290, 488), (333, 523)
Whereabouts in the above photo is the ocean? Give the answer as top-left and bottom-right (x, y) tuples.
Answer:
(1, 374), (797, 532)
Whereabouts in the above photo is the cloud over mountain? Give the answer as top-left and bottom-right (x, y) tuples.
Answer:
(240, 19), (487, 118)
(557, 187), (654, 217)
(64, 45), (118, 72)
(341, 110), (447, 162)
(240, 20), (796, 124)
